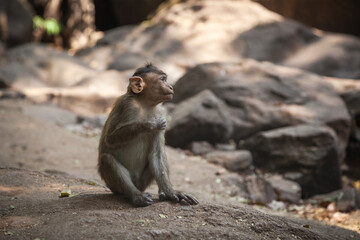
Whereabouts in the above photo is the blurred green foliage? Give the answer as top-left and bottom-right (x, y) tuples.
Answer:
(33, 16), (62, 36)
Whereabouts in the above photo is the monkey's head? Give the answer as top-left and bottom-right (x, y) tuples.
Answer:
(128, 64), (174, 105)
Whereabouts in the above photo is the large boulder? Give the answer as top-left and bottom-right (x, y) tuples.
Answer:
(0, 43), (129, 115)
(232, 19), (317, 63)
(1, 168), (359, 240)
(166, 90), (233, 148)
(244, 175), (277, 204)
(311, 188), (360, 212)
(284, 34), (360, 79)
(0, 43), (95, 88)
(243, 124), (342, 198)
(80, 0), (360, 79)
(326, 77), (360, 173)
(266, 175), (302, 204)
(172, 60), (351, 160)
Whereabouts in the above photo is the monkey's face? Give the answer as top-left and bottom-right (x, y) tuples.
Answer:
(145, 72), (174, 104)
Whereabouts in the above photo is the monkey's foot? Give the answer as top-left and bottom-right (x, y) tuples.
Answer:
(143, 192), (153, 199)
(159, 190), (199, 205)
(132, 193), (153, 207)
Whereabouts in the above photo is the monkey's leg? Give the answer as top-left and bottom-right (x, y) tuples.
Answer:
(148, 135), (173, 194)
(99, 153), (153, 207)
(149, 135), (199, 205)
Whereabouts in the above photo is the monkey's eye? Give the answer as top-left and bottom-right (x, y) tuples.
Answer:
(160, 76), (167, 82)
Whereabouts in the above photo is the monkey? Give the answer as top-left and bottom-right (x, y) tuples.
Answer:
(98, 63), (199, 207)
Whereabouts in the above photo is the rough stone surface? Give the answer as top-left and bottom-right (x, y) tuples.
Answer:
(244, 175), (277, 204)
(0, 43), (95, 88)
(205, 150), (253, 172)
(266, 175), (302, 204)
(325, 78), (360, 174)
(243, 124), (342, 198)
(80, 0), (360, 78)
(312, 188), (360, 212)
(215, 143), (236, 151)
(166, 90), (233, 148)
(172, 61), (351, 160)
(188, 141), (214, 156)
(0, 43), (129, 115)
(1, 168), (358, 240)
(284, 34), (360, 79)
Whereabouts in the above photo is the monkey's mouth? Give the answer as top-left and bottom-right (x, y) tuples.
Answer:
(164, 91), (174, 96)
(164, 93), (174, 100)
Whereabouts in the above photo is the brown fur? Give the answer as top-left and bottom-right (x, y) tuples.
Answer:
(98, 64), (199, 207)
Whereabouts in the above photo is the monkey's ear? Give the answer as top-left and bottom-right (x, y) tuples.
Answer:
(129, 76), (145, 94)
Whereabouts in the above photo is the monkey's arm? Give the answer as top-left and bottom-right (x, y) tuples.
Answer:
(106, 122), (147, 146)
(150, 134), (199, 205)
(106, 117), (167, 146)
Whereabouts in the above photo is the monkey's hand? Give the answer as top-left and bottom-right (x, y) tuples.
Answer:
(159, 190), (199, 205)
(145, 117), (166, 131)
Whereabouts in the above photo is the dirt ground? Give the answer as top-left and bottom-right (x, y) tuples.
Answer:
(1, 99), (360, 239)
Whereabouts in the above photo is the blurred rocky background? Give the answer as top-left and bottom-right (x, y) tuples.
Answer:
(0, 0), (359, 235)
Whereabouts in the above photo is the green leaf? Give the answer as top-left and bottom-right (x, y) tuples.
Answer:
(59, 189), (71, 198)
(159, 214), (167, 219)
(9, 205), (15, 210)
(33, 16), (44, 29)
(87, 181), (96, 186)
(69, 192), (80, 198)
(4, 231), (13, 236)
(136, 219), (146, 223)
(44, 18), (61, 36)
(302, 224), (310, 228)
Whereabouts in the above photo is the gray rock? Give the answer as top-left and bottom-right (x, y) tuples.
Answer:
(326, 78), (360, 171)
(0, 43), (96, 88)
(79, 0), (360, 78)
(244, 124), (342, 197)
(244, 175), (276, 204)
(215, 143), (236, 151)
(312, 188), (360, 212)
(188, 141), (214, 156)
(266, 175), (302, 203)
(172, 61), (351, 160)
(205, 150), (252, 172)
(232, 19), (317, 63)
(284, 34), (360, 79)
(166, 90), (233, 148)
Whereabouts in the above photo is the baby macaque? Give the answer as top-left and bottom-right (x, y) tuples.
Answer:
(98, 64), (199, 207)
